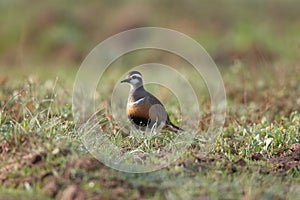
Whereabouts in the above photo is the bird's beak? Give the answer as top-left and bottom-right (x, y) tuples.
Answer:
(121, 78), (130, 83)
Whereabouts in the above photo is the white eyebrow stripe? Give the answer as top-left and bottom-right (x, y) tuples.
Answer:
(128, 97), (145, 106)
(130, 74), (142, 79)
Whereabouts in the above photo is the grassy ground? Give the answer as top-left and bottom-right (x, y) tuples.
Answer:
(0, 63), (299, 199)
(1, 1), (300, 199)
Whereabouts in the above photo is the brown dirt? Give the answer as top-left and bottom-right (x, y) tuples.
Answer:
(268, 143), (300, 172)
(0, 148), (139, 199)
(0, 143), (299, 199)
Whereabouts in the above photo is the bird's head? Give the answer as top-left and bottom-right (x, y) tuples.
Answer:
(121, 71), (143, 89)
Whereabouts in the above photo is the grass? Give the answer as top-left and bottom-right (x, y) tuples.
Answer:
(0, 63), (299, 199)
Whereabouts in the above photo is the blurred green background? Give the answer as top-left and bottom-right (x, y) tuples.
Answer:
(1, 0), (300, 75)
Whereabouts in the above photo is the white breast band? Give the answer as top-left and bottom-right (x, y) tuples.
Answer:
(128, 97), (145, 106)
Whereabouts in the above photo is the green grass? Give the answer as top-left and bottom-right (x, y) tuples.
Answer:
(0, 63), (299, 199)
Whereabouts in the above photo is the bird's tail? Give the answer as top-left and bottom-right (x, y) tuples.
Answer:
(166, 117), (184, 132)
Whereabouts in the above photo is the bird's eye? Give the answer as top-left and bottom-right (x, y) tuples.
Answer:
(131, 76), (137, 79)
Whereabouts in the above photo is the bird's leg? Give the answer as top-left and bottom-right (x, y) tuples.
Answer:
(150, 120), (158, 133)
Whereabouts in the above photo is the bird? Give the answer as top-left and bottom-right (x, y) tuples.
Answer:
(120, 71), (183, 132)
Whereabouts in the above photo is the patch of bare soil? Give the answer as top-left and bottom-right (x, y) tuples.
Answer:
(0, 150), (140, 199)
(268, 143), (300, 172)
(0, 150), (46, 187)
